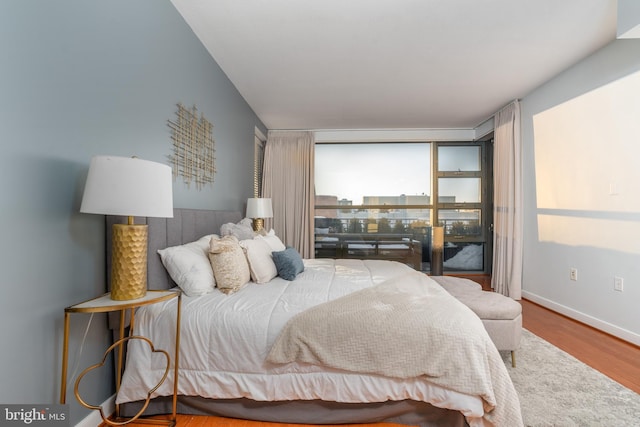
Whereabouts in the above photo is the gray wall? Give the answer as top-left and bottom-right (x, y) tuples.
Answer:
(521, 39), (640, 344)
(0, 1), (265, 424)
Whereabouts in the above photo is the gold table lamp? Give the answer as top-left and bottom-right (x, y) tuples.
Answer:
(80, 155), (174, 300)
(246, 197), (273, 232)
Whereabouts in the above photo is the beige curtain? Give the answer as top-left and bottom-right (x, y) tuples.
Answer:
(262, 130), (315, 258)
(492, 100), (523, 299)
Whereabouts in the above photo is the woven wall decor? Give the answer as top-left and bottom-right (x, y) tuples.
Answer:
(168, 103), (216, 189)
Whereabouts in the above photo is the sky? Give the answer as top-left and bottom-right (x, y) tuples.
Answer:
(315, 143), (431, 204)
(315, 142), (482, 204)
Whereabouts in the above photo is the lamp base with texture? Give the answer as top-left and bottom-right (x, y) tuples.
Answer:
(111, 224), (148, 300)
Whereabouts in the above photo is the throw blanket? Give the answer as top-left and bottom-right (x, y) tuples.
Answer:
(267, 272), (523, 427)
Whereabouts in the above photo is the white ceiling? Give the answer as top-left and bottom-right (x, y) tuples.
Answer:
(171, 0), (617, 130)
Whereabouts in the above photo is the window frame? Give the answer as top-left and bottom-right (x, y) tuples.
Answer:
(313, 140), (493, 274)
(433, 140), (492, 274)
(313, 141), (434, 238)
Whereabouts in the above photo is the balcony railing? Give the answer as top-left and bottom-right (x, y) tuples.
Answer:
(314, 232), (423, 270)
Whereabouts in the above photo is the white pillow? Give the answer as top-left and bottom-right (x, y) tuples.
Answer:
(157, 235), (217, 297)
(240, 237), (278, 284)
(256, 229), (286, 252)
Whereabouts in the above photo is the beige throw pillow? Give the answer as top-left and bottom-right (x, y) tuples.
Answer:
(240, 237), (278, 284)
(208, 235), (250, 294)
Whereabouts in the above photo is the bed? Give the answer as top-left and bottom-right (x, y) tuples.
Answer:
(109, 209), (522, 427)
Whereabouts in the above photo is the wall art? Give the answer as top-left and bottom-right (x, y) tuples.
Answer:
(168, 103), (216, 189)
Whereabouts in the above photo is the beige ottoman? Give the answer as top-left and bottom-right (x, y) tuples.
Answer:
(431, 276), (522, 367)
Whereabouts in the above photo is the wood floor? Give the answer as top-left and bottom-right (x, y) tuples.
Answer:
(521, 298), (640, 394)
(107, 298), (640, 427)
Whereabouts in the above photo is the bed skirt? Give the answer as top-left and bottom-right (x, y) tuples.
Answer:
(120, 397), (469, 427)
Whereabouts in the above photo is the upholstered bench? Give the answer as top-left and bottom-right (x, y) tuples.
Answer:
(431, 276), (522, 367)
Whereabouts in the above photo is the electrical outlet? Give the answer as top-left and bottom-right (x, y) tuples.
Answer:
(570, 268), (578, 281)
(614, 276), (624, 292)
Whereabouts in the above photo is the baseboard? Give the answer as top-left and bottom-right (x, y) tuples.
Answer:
(522, 290), (640, 347)
(75, 394), (115, 427)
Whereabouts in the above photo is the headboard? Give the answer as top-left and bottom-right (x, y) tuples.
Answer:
(106, 208), (242, 291)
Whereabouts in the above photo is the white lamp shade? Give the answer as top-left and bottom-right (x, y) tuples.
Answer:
(246, 198), (273, 218)
(80, 155), (174, 218)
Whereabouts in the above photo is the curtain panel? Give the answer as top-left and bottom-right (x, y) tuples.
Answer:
(492, 100), (523, 299)
(262, 131), (315, 258)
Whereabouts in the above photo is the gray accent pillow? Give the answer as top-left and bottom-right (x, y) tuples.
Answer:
(272, 246), (304, 281)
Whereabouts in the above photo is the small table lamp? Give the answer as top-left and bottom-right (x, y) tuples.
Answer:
(246, 198), (273, 232)
(80, 156), (173, 300)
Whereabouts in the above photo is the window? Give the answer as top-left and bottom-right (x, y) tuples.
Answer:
(314, 141), (491, 273)
(434, 142), (491, 273)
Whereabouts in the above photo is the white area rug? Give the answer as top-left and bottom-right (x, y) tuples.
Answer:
(502, 329), (640, 427)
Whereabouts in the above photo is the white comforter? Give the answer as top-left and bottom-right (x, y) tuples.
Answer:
(267, 270), (522, 426)
(117, 259), (499, 425)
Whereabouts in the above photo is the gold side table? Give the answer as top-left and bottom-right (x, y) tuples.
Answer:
(60, 290), (181, 426)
